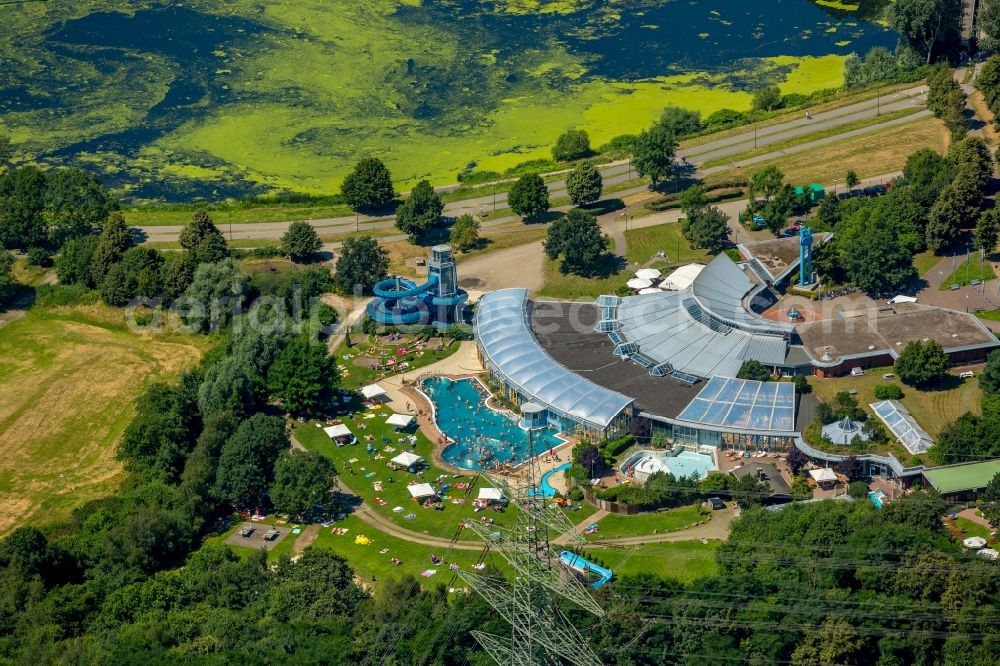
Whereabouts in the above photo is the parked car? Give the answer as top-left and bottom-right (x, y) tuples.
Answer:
(960, 371), (975, 379)
(850, 367), (864, 377)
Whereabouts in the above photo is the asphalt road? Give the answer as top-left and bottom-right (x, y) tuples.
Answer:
(138, 85), (929, 245)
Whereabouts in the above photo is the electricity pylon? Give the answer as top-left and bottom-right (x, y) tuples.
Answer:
(457, 437), (604, 666)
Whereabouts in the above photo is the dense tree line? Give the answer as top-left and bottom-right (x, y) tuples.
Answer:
(812, 138), (993, 294)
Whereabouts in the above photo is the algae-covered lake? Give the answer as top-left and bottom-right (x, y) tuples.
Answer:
(0, 0), (895, 201)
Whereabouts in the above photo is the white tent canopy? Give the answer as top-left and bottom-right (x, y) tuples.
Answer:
(361, 383), (388, 399)
(661, 263), (705, 291)
(478, 487), (505, 502)
(626, 278), (653, 290)
(977, 548), (999, 560)
(386, 413), (415, 428)
(407, 483), (436, 499)
(391, 451), (423, 468)
(635, 268), (661, 280)
(963, 536), (988, 549)
(809, 468), (838, 484)
(638, 287), (661, 295)
(323, 424), (354, 439)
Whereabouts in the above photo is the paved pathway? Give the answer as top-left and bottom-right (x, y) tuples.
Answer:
(590, 508), (737, 546)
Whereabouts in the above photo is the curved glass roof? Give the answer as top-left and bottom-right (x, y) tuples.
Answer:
(474, 289), (633, 428)
(871, 400), (933, 454)
(676, 377), (796, 432)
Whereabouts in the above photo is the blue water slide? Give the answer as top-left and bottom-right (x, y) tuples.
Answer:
(558, 550), (613, 590)
(372, 274), (437, 299)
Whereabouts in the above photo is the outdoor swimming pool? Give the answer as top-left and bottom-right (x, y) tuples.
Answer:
(530, 463), (572, 498)
(422, 376), (564, 471)
(620, 449), (718, 482)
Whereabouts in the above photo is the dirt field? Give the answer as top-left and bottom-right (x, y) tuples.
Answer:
(0, 305), (206, 535)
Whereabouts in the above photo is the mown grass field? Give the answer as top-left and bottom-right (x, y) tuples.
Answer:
(939, 254), (997, 290)
(594, 504), (710, 540)
(0, 303), (210, 535)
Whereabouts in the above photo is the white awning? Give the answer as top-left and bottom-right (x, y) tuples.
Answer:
(323, 424), (354, 439)
(626, 278), (653, 290)
(361, 384), (388, 399)
(386, 413), (415, 428)
(635, 268), (661, 280)
(963, 536), (988, 549)
(391, 451), (423, 468)
(408, 482), (436, 499)
(638, 287), (661, 295)
(478, 487), (504, 501)
(809, 468), (838, 483)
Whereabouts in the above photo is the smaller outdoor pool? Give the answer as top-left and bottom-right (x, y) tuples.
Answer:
(869, 490), (887, 509)
(620, 449), (718, 482)
(422, 376), (564, 471)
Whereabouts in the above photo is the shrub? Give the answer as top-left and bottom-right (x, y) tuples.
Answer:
(848, 481), (870, 500)
(34, 283), (99, 307)
(26, 246), (51, 267)
(552, 129), (592, 162)
(873, 383), (904, 400)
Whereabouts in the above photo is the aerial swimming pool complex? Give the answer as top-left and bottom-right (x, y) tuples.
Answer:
(422, 376), (563, 471)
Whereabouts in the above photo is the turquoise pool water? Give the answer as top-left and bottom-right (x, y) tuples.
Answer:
(422, 376), (563, 471)
(530, 463), (572, 498)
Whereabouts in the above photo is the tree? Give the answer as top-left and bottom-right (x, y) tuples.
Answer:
(903, 147), (956, 206)
(845, 170), (860, 190)
(215, 414), (290, 510)
(340, 157), (394, 211)
(752, 85), (782, 112)
(0, 250), (15, 307)
(542, 208), (609, 275)
(551, 129), (591, 162)
(890, 0), (962, 63)
(791, 616), (862, 666)
(895, 339), (950, 386)
(179, 209), (222, 252)
(280, 220), (322, 261)
(163, 252), (196, 299)
(926, 65), (967, 139)
(267, 336), (339, 415)
(565, 161), (603, 207)
(0, 166), (47, 249)
(508, 173), (550, 219)
(737, 360), (772, 382)
(981, 0), (1000, 54)
(761, 183), (795, 235)
(99, 246), (165, 306)
(198, 356), (256, 418)
(270, 450), (338, 518)
(840, 216), (916, 294)
(333, 235), (389, 295)
(658, 106), (702, 137)
(631, 124), (677, 184)
(976, 208), (1000, 253)
(981, 350), (1000, 395)
(926, 185), (971, 253)
(949, 136), (993, 208)
(193, 232), (229, 265)
(89, 210), (134, 286)
(449, 213), (480, 251)
(748, 166), (785, 207)
(394, 180), (443, 237)
(118, 378), (200, 482)
(683, 205), (730, 253)
(56, 234), (99, 287)
(43, 168), (116, 239)
(179, 258), (249, 331)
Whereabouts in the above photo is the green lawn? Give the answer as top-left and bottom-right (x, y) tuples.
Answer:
(624, 223), (713, 267)
(594, 504), (710, 540)
(978, 310), (1000, 323)
(578, 540), (719, 583)
(912, 250), (939, 278)
(939, 254), (996, 290)
(953, 516), (992, 542)
(335, 334), (461, 390)
(294, 413), (596, 540)
(807, 367), (982, 454)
